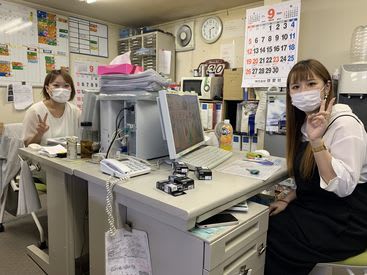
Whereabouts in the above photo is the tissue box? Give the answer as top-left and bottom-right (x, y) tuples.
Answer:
(97, 64), (143, 75)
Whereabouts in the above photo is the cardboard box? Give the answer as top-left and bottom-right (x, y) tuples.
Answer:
(223, 68), (244, 100)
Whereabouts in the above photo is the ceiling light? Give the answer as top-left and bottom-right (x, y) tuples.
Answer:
(0, 18), (23, 32)
(5, 21), (33, 34)
(86, 0), (97, 3)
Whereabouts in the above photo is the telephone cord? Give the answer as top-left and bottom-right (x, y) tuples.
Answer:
(105, 176), (127, 236)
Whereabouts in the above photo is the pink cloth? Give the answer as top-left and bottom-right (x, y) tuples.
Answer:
(97, 64), (144, 75)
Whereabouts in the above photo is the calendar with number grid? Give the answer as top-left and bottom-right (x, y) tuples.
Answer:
(242, 0), (301, 88)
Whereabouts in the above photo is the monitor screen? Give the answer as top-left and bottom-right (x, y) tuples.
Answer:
(158, 91), (205, 159)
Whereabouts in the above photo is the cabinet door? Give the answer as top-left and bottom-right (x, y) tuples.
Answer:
(203, 233), (267, 275)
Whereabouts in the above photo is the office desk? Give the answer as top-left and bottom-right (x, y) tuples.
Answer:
(19, 149), (287, 275)
(74, 154), (287, 275)
(18, 149), (89, 275)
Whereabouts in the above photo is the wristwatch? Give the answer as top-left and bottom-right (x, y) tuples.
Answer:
(312, 143), (327, 153)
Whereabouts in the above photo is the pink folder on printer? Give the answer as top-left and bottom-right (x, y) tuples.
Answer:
(97, 64), (144, 75)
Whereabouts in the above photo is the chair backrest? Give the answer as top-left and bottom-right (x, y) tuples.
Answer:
(0, 123), (24, 198)
(2, 123), (23, 139)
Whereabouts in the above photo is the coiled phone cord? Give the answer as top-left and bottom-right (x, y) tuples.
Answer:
(105, 176), (127, 236)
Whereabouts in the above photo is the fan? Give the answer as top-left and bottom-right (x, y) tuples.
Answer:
(175, 21), (195, 52)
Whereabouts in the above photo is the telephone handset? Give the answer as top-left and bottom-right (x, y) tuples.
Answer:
(100, 158), (131, 178)
(100, 158), (151, 178)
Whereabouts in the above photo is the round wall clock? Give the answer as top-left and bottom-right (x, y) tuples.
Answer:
(201, 16), (223, 44)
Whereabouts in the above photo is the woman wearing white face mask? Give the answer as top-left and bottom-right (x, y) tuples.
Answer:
(265, 59), (367, 274)
(23, 69), (81, 146)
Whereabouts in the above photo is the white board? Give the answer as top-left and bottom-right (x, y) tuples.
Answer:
(69, 16), (108, 58)
(0, 0), (69, 86)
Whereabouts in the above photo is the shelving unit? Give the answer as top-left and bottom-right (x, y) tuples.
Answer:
(118, 31), (176, 81)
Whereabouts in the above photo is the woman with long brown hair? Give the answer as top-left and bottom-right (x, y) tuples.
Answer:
(265, 59), (367, 274)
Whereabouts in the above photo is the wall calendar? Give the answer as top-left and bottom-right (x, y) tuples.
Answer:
(242, 0), (301, 88)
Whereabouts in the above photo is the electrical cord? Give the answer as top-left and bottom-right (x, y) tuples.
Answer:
(106, 105), (135, 159)
(106, 117), (124, 159)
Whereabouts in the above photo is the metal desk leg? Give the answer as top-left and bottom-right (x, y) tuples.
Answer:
(88, 183), (108, 275)
(27, 167), (87, 275)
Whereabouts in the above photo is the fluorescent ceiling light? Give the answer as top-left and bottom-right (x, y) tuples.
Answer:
(0, 18), (23, 32)
(86, 0), (97, 3)
(5, 21), (33, 34)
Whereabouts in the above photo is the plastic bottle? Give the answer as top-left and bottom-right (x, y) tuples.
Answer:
(220, 119), (233, 151)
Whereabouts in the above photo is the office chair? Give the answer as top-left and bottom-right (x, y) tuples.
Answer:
(310, 251), (367, 275)
(0, 123), (46, 249)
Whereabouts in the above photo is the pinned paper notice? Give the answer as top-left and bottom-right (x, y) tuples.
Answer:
(12, 83), (33, 110)
(220, 43), (236, 68)
(105, 228), (152, 275)
(158, 50), (171, 75)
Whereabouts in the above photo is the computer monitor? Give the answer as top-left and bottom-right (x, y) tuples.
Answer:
(158, 91), (205, 160)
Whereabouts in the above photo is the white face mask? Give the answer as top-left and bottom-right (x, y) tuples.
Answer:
(291, 87), (325, 112)
(49, 88), (71, 103)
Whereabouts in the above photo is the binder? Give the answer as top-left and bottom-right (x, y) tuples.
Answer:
(232, 134), (241, 151)
(200, 103), (209, 130)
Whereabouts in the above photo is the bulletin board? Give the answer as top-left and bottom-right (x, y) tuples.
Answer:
(69, 17), (108, 58)
(0, 0), (69, 86)
(242, 0), (301, 88)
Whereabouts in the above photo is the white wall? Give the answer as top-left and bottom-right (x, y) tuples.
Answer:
(2, 0), (366, 124)
(155, 0), (367, 81)
(155, 2), (262, 81)
(0, 0), (122, 124)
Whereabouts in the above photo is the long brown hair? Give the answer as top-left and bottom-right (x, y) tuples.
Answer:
(286, 59), (333, 179)
(42, 69), (76, 101)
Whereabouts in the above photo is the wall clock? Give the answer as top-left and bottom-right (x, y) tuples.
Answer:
(201, 16), (223, 44)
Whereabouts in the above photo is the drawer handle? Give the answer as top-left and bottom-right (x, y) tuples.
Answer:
(238, 265), (253, 275)
(257, 243), (266, 255)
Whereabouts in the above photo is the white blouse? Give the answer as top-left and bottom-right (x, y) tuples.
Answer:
(22, 101), (80, 146)
(301, 104), (367, 197)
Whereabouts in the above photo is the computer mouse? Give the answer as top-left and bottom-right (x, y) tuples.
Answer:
(28, 143), (42, 151)
(253, 149), (270, 158)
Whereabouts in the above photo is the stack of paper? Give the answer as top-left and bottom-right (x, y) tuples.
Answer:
(39, 145), (67, 158)
(100, 69), (169, 93)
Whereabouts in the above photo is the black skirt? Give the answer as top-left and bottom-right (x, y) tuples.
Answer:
(265, 142), (367, 275)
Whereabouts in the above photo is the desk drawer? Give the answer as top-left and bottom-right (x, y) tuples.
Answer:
(204, 206), (268, 270)
(203, 233), (266, 275)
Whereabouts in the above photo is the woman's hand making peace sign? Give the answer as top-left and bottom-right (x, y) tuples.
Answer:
(306, 98), (336, 141)
(36, 113), (49, 137)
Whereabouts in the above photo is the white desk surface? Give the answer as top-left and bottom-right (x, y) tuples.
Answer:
(20, 148), (287, 230)
(19, 148), (288, 230)
(18, 148), (86, 175)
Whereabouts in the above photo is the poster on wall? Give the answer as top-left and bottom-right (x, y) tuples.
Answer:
(0, 0), (70, 86)
(38, 11), (70, 81)
(0, 0), (39, 85)
(242, 0), (301, 88)
(69, 17), (108, 58)
(73, 61), (100, 109)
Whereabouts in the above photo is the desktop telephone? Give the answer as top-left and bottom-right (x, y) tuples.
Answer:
(100, 158), (151, 178)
